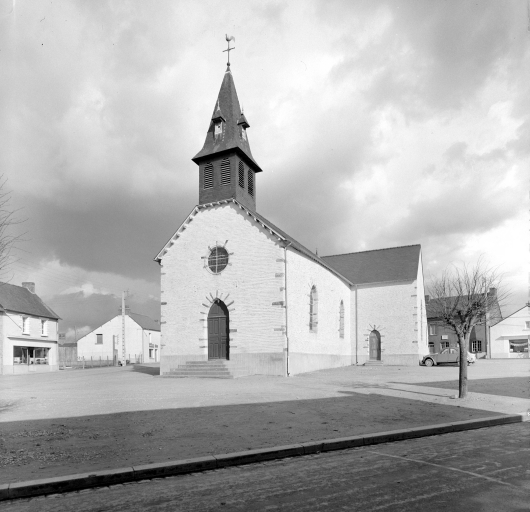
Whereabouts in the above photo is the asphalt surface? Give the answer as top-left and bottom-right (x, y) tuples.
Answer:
(3, 422), (529, 511)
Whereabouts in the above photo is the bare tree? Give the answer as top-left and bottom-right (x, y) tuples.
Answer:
(427, 258), (506, 398)
(0, 177), (24, 281)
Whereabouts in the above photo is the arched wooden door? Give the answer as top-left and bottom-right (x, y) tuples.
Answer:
(369, 330), (381, 361)
(208, 300), (229, 360)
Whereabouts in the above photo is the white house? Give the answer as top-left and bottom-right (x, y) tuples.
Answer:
(76, 312), (161, 364)
(490, 305), (529, 358)
(0, 282), (60, 375)
(154, 63), (428, 378)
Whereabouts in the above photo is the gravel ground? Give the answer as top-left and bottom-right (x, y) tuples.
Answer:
(0, 359), (527, 484)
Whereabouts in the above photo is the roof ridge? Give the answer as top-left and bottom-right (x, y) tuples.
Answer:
(322, 244), (421, 258)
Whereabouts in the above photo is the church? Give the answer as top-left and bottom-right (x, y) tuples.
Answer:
(155, 60), (428, 378)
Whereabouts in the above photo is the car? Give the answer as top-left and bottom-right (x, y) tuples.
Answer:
(421, 348), (476, 367)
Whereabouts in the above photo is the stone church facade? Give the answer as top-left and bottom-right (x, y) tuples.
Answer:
(155, 64), (428, 377)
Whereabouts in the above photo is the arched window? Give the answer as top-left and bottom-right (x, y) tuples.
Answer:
(309, 286), (318, 332)
(339, 300), (344, 338)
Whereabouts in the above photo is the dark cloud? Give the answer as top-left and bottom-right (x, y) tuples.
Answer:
(13, 189), (194, 283)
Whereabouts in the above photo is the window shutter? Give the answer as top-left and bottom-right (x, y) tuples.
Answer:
(204, 163), (214, 188)
(238, 161), (245, 188)
(221, 158), (231, 185)
(248, 169), (254, 196)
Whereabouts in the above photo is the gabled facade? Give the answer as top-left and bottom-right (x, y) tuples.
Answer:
(155, 62), (428, 377)
(490, 305), (529, 358)
(0, 282), (60, 375)
(77, 313), (161, 364)
(425, 290), (502, 358)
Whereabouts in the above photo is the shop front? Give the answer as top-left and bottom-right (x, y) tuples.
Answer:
(7, 339), (58, 374)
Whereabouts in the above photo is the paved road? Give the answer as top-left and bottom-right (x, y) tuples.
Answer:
(4, 423), (529, 511)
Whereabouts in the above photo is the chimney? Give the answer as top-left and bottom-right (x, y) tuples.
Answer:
(22, 282), (35, 294)
(424, 294), (430, 304)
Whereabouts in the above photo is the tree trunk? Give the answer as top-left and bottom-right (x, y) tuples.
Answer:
(458, 334), (468, 398)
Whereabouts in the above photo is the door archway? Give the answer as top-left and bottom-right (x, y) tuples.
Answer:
(369, 330), (381, 361)
(208, 300), (229, 360)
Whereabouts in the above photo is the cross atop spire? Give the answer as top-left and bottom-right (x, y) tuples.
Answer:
(223, 34), (235, 67)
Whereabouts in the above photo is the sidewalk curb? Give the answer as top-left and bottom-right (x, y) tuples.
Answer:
(1, 413), (524, 502)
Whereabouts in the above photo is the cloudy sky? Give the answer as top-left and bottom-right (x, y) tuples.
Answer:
(2, 0), (528, 339)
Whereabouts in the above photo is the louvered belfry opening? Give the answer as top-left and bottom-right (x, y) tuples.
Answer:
(238, 161), (245, 188)
(204, 162), (214, 189)
(247, 169), (254, 196)
(221, 158), (231, 186)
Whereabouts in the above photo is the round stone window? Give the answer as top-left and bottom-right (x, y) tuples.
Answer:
(208, 246), (229, 274)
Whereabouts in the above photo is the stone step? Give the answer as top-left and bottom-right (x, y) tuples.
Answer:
(170, 369), (232, 375)
(163, 373), (234, 379)
(164, 359), (249, 379)
(177, 363), (228, 369)
(364, 360), (383, 366)
(185, 360), (230, 365)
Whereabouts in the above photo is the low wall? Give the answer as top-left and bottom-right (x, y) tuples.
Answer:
(3, 364), (59, 374)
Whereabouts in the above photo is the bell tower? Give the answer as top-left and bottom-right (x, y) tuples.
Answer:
(192, 59), (262, 211)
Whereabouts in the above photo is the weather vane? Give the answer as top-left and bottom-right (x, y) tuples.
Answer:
(223, 34), (235, 67)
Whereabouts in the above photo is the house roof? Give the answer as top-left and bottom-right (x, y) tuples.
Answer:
(321, 245), (421, 285)
(192, 67), (262, 172)
(479, 303), (524, 327)
(426, 293), (501, 320)
(129, 312), (160, 332)
(0, 282), (60, 320)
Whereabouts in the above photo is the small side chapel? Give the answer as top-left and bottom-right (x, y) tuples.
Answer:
(155, 59), (428, 377)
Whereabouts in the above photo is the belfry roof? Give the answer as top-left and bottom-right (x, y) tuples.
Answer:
(192, 67), (262, 172)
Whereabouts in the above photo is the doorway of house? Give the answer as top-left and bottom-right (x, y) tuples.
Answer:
(208, 300), (229, 360)
(369, 330), (381, 361)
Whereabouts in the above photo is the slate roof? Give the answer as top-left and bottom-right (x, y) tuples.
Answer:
(129, 313), (160, 332)
(192, 67), (262, 172)
(321, 245), (421, 285)
(426, 293), (501, 321)
(0, 282), (60, 320)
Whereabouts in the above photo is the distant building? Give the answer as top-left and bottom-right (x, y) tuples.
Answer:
(0, 282), (60, 374)
(154, 63), (429, 378)
(58, 340), (78, 367)
(426, 289), (502, 358)
(76, 312), (161, 364)
(490, 305), (529, 358)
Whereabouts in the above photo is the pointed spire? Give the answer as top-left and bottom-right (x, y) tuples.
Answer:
(192, 67), (262, 172)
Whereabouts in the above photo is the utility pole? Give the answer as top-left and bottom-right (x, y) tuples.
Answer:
(121, 291), (127, 366)
(484, 279), (491, 359)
